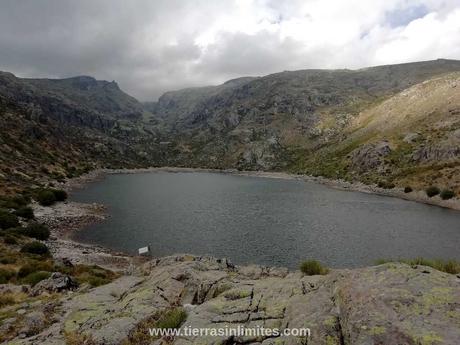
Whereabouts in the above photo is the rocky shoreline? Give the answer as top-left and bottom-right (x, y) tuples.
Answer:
(32, 201), (135, 272)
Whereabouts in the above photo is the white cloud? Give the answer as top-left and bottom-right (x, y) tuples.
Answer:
(0, 0), (459, 100)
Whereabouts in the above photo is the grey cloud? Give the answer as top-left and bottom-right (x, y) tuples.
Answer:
(0, 0), (459, 101)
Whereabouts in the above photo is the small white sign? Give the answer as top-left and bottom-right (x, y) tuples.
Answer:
(138, 246), (150, 255)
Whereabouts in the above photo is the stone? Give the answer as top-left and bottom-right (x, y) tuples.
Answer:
(18, 312), (47, 337)
(349, 140), (392, 173)
(6, 256), (460, 345)
(403, 132), (420, 143)
(31, 272), (78, 296)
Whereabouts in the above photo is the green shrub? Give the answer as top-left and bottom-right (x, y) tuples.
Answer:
(14, 206), (34, 220)
(35, 189), (68, 206)
(300, 260), (329, 275)
(21, 271), (51, 286)
(23, 223), (50, 240)
(440, 189), (455, 200)
(156, 308), (188, 329)
(51, 189), (68, 202)
(0, 209), (19, 229)
(0, 268), (15, 284)
(4, 234), (18, 245)
(425, 186), (440, 198)
(404, 186), (413, 193)
(20, 241), (50, 256)
(0, 195), (29, 210)
(36, 190), (57, 206)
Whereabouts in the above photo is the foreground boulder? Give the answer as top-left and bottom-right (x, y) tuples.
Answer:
(4, 255), (460, 345)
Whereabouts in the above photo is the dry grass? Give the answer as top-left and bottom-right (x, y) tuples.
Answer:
(121, 307), (187, 345)
(65, 331), (97, 345)
(376, 258), (460, 274)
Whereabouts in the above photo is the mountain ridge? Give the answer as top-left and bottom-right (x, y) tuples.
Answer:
(1, 59), (460, 196)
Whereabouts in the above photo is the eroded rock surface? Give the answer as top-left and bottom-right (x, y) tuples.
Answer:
(4, 255), (460, 345)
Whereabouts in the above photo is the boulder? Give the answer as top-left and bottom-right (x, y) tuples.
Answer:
(31, 272), (78, 296)
(349, 140), (392, 173)
(18, 312), (47, 337)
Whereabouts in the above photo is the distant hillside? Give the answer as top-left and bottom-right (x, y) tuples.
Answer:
(1, 59), (460, 194)
(151, 59), (460, 173)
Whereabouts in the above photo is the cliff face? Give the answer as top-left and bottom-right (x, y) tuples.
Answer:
(5, 255), (460, 345)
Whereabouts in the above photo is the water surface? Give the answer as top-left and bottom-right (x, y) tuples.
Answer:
(71, 172), (460, 268)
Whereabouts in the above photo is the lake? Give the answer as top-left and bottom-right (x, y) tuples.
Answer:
(71, 172), (460, 269)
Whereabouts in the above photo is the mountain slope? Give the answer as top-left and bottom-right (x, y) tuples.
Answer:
(0, 72), (165, 193)
(152, 59), (460, 171)
(301, 72), (460, 192)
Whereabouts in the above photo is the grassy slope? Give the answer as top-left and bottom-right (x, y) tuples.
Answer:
(298, 72), (460, 193)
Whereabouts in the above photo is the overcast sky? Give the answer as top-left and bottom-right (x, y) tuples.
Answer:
(1, 0), (459, 101)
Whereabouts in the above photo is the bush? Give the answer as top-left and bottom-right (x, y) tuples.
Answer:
(404, 186), (413, 193)
(0, 209), (19, 229)
(4, 234), (18, 245)
(440, 189), (455, 200)
(14, 206), (34, 220)
(20, 241), (50, 256)
(35, 188), (68, 206)
(51, 189), (68, 202)
(0, 268), (15, 284)
(21, 271), (51, 286)
(0, 195), (29, 210)
(23, 223), (50, 240)
(426, 186), (440, 198)
(300, 260), (329, 275)
(36, 190), (56, 206)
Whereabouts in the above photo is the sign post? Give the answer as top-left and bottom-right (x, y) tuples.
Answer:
(138, 245), (151, 257)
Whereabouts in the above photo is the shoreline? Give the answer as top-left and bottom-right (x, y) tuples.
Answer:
(66, 166), (460, 211)
(32, 200), (137, 272)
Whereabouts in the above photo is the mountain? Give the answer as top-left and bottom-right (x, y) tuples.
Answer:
(303, 71), (460, 191)
(150, 59), (460, 180)
(1, 59), (460, 194)
(0, 72), (164, 193)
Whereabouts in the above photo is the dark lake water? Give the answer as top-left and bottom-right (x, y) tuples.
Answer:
(71, 172), (460, 269)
